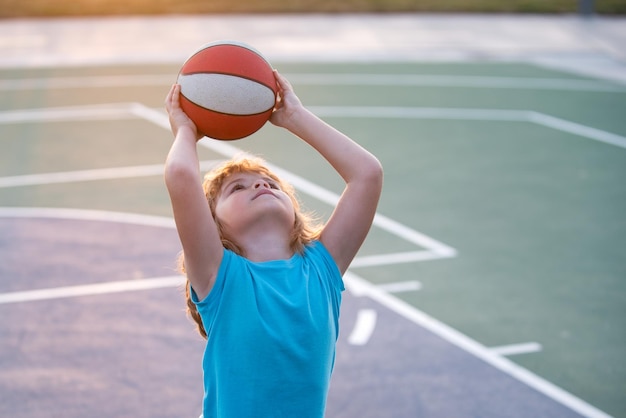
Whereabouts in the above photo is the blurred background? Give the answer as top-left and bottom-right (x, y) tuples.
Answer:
(0, 0), (624, 17)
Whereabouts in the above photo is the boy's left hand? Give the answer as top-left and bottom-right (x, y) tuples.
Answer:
(165, 84), (203, 141)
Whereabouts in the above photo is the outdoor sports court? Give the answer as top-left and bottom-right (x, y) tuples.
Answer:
(0, 15), (625, 418)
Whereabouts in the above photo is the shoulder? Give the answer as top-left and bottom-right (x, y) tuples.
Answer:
(304, 241), (344, 290)
(191, 248), (243, 305)
(302, 240), (329, 261)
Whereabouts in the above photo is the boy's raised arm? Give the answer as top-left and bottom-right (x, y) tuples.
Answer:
(270, 71), (383, 274)
(164, 84), (223, 301)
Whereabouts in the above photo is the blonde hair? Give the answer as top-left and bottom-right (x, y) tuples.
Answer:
(180, 156), (323, 338)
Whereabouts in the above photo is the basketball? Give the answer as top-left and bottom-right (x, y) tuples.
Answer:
(177, 41), (278, 141)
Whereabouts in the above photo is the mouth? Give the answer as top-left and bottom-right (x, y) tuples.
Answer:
(253, 189), (275, 200)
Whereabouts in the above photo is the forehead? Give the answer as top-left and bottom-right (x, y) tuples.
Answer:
(226, 170), (269, 181)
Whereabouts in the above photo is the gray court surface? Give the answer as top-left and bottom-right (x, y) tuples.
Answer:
(0, 216), (583, 418)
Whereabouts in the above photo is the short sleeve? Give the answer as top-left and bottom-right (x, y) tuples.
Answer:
(310, 241), (345, 293)
(190, 248), (236, 332)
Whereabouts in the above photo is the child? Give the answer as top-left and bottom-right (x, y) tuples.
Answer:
(164, 70), (383, 418)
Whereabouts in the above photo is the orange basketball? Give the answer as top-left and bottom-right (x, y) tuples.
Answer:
(177, 41), (278, 141)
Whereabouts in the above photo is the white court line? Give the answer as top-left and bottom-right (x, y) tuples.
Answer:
(1, 73), (624, 93)
(376, 281), (422, 293)
(350, 251), (447, 268)
(310, 106), (529, 122)
(342, 271), (611, 418)
(287, 74), (626, 92)
(272, 164), (457, 256)
(0, 103), (136, 124)
(0, 276), (184, 304)
(371, 214), (457, 257)
(128, 102), (170, 129)
(490, 342), (543, 357)
(0, 74), (174, 90)
(308, 106), (626, 150)
(0, 206), (176, 228)
(529, 111), (626, 149)
(0, 160), (221, 188)
(348, 309), (378, 346)
(133, 103), (626, 150)
(1, 103), (624, 150)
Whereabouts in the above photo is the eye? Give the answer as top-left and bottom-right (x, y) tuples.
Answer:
(268, 181), (280, 190)
(231, 183), (244, 192)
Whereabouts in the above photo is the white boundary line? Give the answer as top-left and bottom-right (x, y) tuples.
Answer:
(310, 106), (626, 149)
(528, 112), (626, 149)
(349, 251), (447, 267)
(0, 103), (136, 124)
(0, 206), (176, 228)
(347, 309), (378, 346)
(288, 74), (626, 92)
(0, 160), (222, 188)
(342, 271), (612, 418)
(1, 73), (624, 92)
(2, 103), (624, 149)
(489, 342), (543, 357)
(0, 206), (437, 269)
(376, 280), (422, 293)
(0, 163), (169, 188)
(0, 275), (184, 304)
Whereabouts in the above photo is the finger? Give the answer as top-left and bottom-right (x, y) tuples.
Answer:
(166, 84), (176, 101)
(166, 84), (181, 106)
(273, 97), (283, 112)
(272, 70), (283, 97)
(273, 70), (291, 92)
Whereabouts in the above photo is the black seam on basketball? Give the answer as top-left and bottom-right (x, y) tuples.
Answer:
(184, 43), (273, 70)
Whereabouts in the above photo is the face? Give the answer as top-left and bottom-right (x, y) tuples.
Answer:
(214, 171), (296, 239)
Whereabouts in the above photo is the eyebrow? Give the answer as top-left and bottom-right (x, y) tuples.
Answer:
(222, 175), (245, 192)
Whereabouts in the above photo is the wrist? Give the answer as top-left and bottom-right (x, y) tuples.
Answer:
(282, 106), (313, 133)
(177, 124), (201, 142)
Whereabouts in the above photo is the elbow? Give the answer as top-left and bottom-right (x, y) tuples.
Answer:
(349, 155), (383, 198)
(164, 159), (198, 191)
(367, 156), (384, 192)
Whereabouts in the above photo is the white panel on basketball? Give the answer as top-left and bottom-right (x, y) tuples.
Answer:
(178, 73), (275, 115)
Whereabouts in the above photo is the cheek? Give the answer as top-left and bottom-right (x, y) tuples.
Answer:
(283, 197), (297, 223)
(215, 194), (249, 229)
(214, 198), (232, 224)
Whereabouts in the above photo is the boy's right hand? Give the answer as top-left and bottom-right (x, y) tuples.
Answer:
(270, 70), (305, 131)
(165, 84), (203, 141)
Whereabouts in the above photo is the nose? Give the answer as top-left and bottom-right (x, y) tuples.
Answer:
(253, 179), (270, 189)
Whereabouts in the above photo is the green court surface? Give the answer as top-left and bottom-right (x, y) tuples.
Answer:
(1, 61), (625, 417)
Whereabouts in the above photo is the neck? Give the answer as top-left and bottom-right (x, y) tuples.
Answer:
(232, 224), (294, 262)
(239, 235), (293, 262)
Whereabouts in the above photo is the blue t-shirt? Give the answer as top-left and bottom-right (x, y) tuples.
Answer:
(191, 241), (344, 418)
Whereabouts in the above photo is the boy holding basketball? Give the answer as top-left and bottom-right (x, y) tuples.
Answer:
(164, 70), (382, 418)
